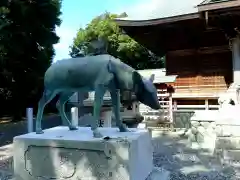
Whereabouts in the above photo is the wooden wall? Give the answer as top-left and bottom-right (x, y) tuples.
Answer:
(166, 47), (232, 97)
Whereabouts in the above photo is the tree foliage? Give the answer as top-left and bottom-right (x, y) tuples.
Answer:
(69, 12), (165, 70)
(0, 0), (61, 119)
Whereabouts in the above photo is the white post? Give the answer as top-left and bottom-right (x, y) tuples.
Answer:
(232, 37), (240, 84)
(71, 107), (78, 127)
(169, 93), (173, 123)
(137, 122), (146, 129)
(26, 108), (33, 133)
(205, 99), (209, 110)
(102, 110), (112, 127)
(173, 100), (177, 110)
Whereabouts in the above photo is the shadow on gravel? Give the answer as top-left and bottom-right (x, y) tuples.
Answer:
(151, 131), (237, 180)
(0, 114), (62, 146)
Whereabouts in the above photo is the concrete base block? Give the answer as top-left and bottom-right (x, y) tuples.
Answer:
(137, 122), (146, 129)
(13, 126), (153, 180)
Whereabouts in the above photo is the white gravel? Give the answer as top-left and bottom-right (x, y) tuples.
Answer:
(1, 130), (240, 180)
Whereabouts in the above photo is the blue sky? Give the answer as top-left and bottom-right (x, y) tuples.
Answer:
(53, 0), (144, 62)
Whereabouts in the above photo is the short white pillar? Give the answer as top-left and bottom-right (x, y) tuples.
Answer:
(205, 99), (209, 110)
(71, 107), (78, 127)
(26, 108), (33, 133)
(101, 110), (112, 127)
(232, 37), (240, 84)
(137, 123), (146, 129)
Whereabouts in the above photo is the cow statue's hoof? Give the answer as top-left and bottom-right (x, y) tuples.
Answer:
(119, 124), (129, 132)
(36, 128), (44, 134)
(93, 129), (103, 138)
(69, 126), (78, 131)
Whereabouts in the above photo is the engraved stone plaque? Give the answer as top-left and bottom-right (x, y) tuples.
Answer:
(25, 146), (77, 179)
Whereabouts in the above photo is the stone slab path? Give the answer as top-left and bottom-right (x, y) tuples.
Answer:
(1, 130), (240, 180)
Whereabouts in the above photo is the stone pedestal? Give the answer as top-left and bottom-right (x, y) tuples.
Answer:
(13, 126), (153, 180)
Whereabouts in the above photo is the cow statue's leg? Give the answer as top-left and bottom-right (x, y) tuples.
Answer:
(56, 92), (78, 131)
(92, 85), (106, 138)
(110, 88), (128, 132)
(36, 89), (58, 134)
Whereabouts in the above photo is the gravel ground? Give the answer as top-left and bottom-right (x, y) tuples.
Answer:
(151, 131), (239, 180)
(1, 130), (240, 180)
(0, 144), (13, 180)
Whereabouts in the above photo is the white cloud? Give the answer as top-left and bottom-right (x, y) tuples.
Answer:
(53, 26), (77, 62)
(120, 0), (203, 20)
(125, 0), (165, 18)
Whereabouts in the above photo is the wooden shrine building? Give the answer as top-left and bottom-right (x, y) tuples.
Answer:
(115, 0), (240, 110)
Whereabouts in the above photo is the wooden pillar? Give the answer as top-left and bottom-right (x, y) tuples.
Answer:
(173, 100), (177, 110)
(101, 109), (112, 127)
(205, 99), (209, 110)
(232, 37), (240, 84)
(169, 93), (173, 123)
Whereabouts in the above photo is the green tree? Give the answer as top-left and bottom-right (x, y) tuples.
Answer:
(69, 12), (164, 70)
(0, 0), (61, 120)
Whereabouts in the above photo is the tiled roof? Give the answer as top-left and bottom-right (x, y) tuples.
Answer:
(116, 0), (234, 21)
(199, 0), (232, 5)
(116, 0), (203, 21)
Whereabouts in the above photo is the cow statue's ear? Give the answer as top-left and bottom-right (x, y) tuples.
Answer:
(149, 74), (155, 82)
(133, 71), (143, 84)
(133, 71), (143, 92)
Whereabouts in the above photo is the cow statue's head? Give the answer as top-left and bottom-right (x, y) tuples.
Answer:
(133, 71), (160, 110)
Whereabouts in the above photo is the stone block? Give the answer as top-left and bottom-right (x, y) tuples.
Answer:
(200, 121), (211, 129)
(195, 133), (216, 150)
(222, 150), (240, 161)
(191, 127), (198, 135)
(191, 121), (200, 127)
(190, 110), (218, 122)
(196, 131), (205, 143)
(13, 126), (153, 180)
(215, 137), (240, 150)
(200, 135), (216, 150)
(188, 133), (197, 142)
(215, 149), (240, 166)
(216, 124), (240, 136)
